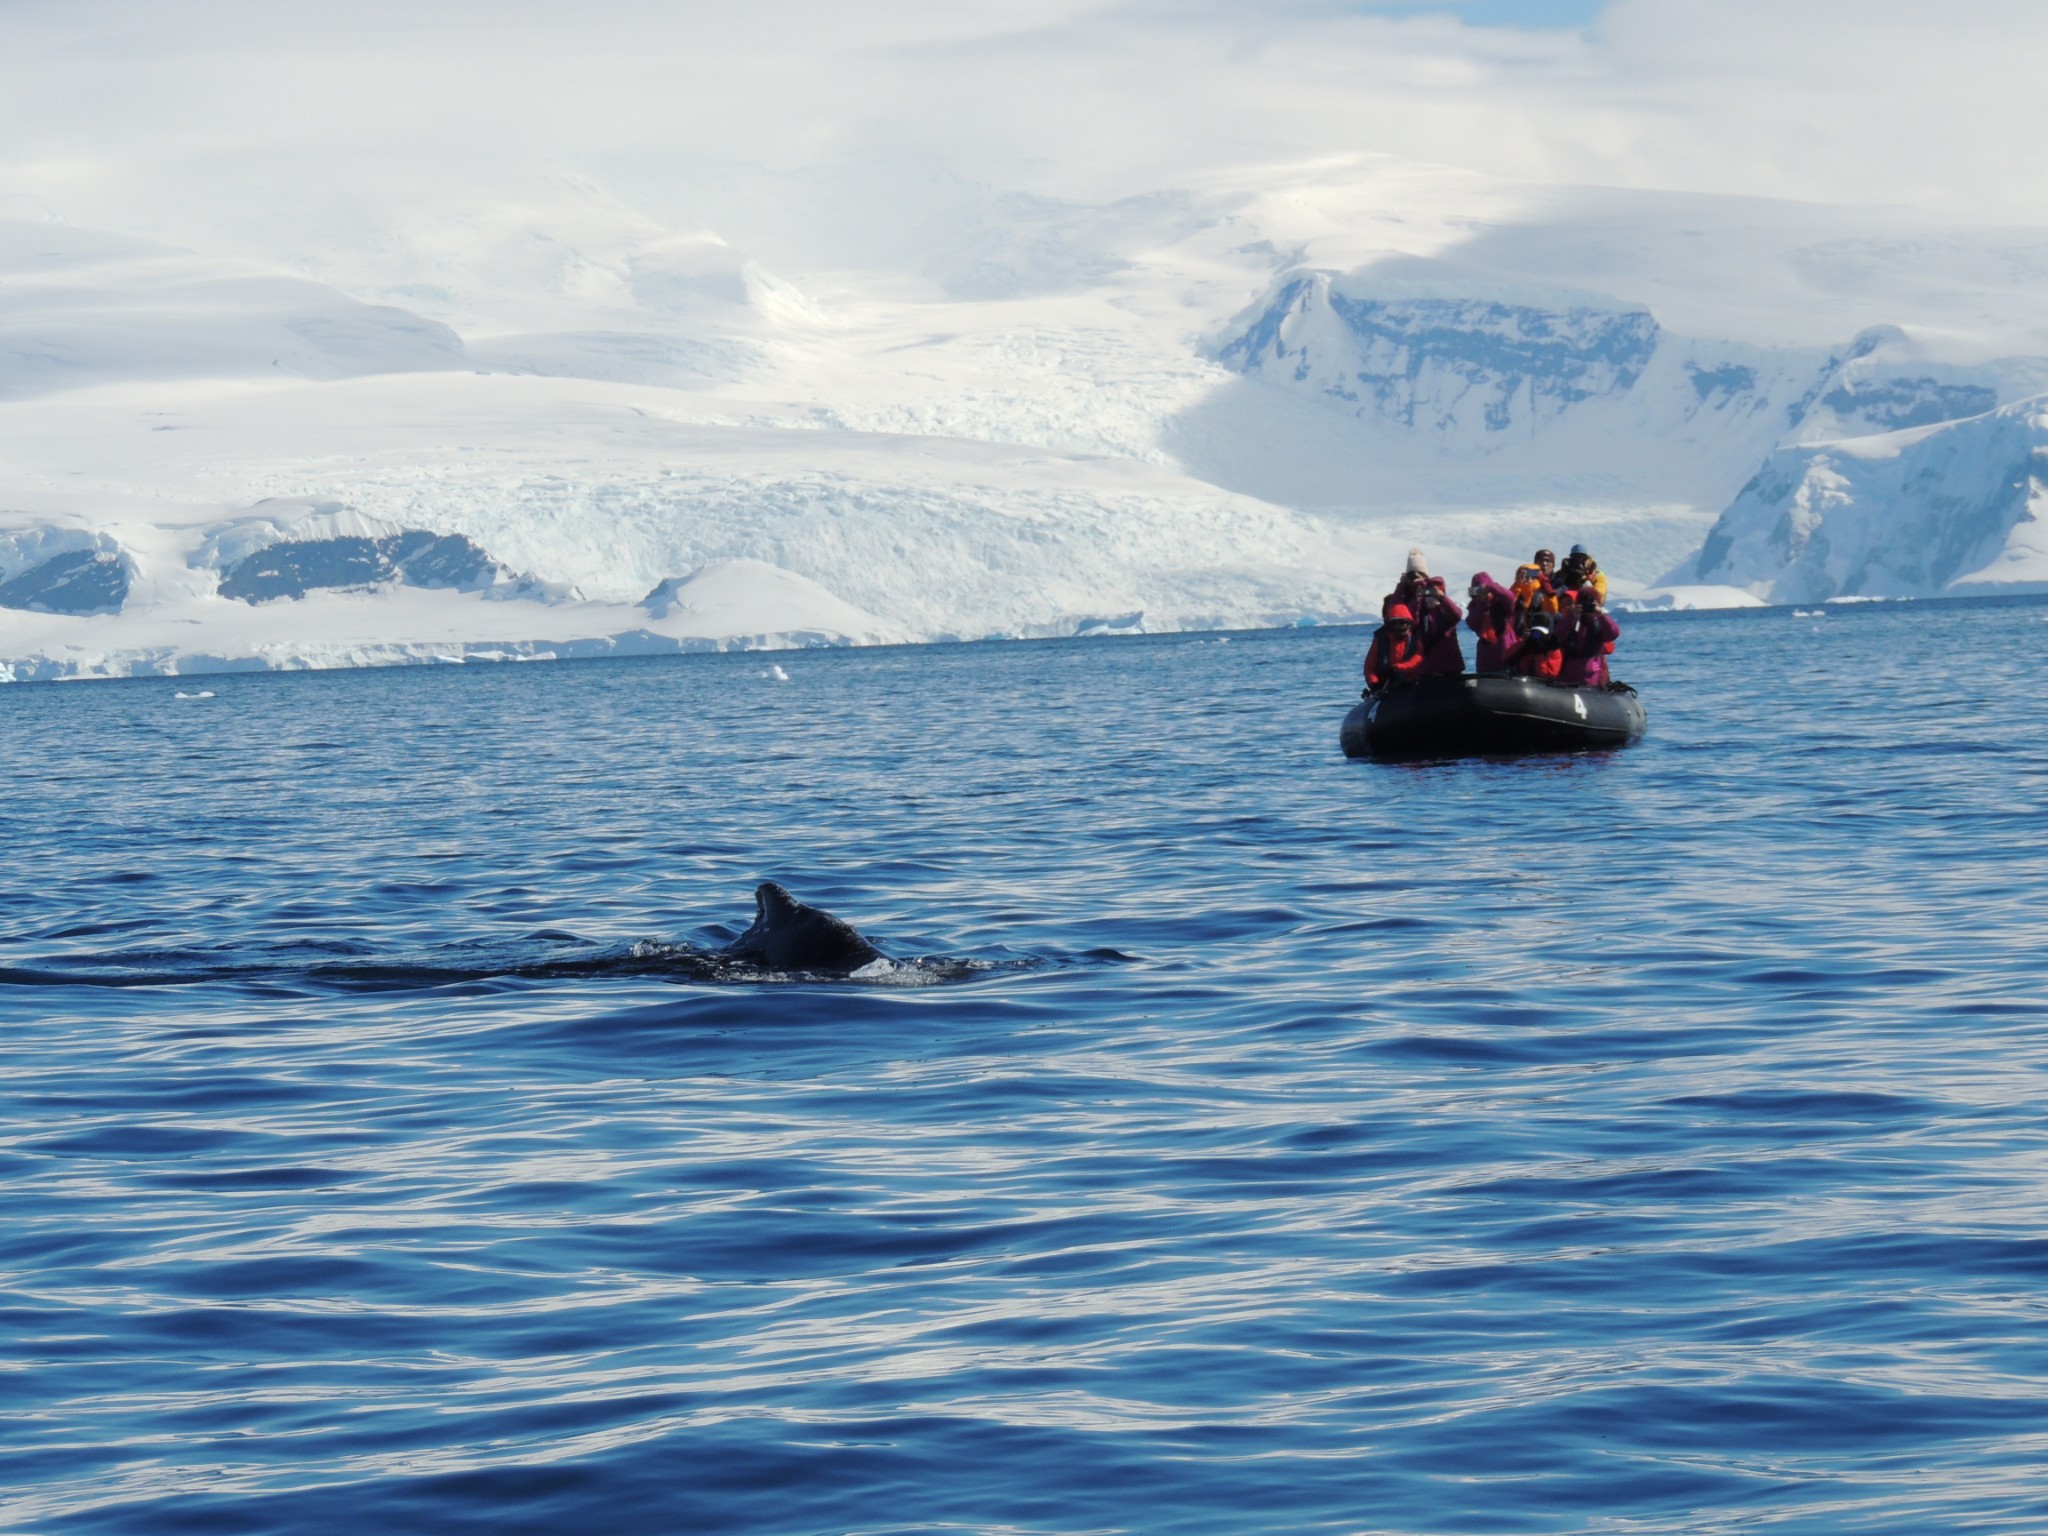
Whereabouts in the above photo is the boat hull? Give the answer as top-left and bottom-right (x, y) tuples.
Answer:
(1340, 674), (1647, 760)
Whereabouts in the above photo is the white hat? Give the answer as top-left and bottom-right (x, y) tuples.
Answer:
(1404, 548), (1428, 575)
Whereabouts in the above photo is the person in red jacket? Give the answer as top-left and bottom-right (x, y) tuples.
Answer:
(1363, 604), (1426, 694)
(1554, 585), (1620, 687)
(1465, 572), (1516, 671)
(1505, 621), (1564, 680)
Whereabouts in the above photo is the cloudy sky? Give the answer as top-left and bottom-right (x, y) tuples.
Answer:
(1, 0), (2043, 275)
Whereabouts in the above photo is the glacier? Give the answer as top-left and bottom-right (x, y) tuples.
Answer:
(7, 158), (2048, 680)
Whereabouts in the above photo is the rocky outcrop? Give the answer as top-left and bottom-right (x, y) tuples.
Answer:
(219, 530), (527, 602)
(0, 548), (130, 615)
(204, 502), (574, 605)
(1214, 275), (1667, 436)
(0, 530), (131, 616)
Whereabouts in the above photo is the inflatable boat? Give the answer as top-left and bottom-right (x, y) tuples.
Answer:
(1340, 674), (1647, 760)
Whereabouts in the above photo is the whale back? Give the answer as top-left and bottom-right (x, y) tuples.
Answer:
(755, 882), (805, 929)
(728, 882), (885, 973)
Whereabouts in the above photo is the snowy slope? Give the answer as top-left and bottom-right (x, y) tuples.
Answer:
(0, 219), (464, 399)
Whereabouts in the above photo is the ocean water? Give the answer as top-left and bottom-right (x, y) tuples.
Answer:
(4, 597), (2047, 1535)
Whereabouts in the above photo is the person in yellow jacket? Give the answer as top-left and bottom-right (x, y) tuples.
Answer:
(1558, 544), (1608, 604)
(1511, 549), (1557, 627)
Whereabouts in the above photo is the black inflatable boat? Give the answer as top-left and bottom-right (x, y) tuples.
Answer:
(1340, 674), (1647, 760)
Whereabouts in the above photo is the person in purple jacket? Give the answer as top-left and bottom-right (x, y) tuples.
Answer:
(1464, 571), (1517, 672)
(1416, 577), (1465, 675)
(1554, 585), (1620, 687)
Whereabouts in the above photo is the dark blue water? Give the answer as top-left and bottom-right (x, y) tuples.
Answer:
(5, 599), (2047, 1534)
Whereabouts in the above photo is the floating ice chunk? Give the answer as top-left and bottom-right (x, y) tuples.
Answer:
(173, 690), (216, 699)
(763, 663), (791, 681)
(1621, 585), (1768, 612)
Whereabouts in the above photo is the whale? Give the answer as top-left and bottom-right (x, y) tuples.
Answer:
(724, 883), (887, 973)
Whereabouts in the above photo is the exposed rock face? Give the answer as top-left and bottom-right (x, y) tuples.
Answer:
(218, 537), (385, 601)
(1212, 270), (1728, 436)
(218, 530), (512, 603)
(1215, 275), (1665, 436)
(1213, 275), (2030, 455)
(383, 531), (506, 587)
(0, 549), (130, 615)
(215, 524), (565, 606)
(1814, 377), (1997, 435)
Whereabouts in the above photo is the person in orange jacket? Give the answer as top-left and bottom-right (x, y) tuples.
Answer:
(1363, 604), (1427, 694)
(1511, 550), (1557, 629)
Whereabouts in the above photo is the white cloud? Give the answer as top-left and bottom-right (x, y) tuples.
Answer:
(0, 0), (2044, 284)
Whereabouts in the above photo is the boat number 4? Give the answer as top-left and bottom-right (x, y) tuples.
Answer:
(1572, 695), (1588, 720)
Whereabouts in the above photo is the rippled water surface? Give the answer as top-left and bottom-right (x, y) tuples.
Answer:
(5, 598), (2048, 1534)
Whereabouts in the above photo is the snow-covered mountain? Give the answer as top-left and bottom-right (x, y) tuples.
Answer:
(7, 156), (2048, 679)
(1672, 397), (2048, 602)
(1207, 267), (2048, 576)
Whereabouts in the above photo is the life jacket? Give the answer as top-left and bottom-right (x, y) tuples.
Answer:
(1508, 634), (1563, 679)
(1511, 566), (1558, 618)
(1364, 622), (1426, 691)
